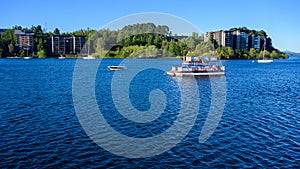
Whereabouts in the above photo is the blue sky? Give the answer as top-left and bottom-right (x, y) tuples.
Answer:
(1, 0), (299, 52)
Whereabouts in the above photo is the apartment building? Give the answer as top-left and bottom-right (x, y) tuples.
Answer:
(223, 30), (234, 48)
(205, 30), (234, 48)
(48, 35), (86, 55)
(14, 30), (34, 52)
(205, 30), (223, 47)
(206, 30), (261, 51)
(72, 36), (86, 54)
(233, 30), (249, 50)
(251, 35), (261, 51)
(51, 35), (65, 55)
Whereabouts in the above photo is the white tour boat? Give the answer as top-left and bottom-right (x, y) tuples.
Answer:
(167, 56), (225, 77)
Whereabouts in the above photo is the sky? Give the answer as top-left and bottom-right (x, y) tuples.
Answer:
(1, 0), (299, 52)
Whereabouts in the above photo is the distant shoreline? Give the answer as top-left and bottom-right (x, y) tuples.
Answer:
(2, 55), (294, 60)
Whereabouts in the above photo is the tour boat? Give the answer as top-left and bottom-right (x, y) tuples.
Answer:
(167, 56), (225, 76)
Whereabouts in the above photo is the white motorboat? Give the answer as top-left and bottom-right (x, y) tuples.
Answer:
(108, 65), (127, 70)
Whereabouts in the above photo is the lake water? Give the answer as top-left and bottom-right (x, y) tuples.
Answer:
(0, 57), (299, 168)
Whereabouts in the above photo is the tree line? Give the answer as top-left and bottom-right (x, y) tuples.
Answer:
(75, 24), (289, 59)
(0, 23), (288, 59)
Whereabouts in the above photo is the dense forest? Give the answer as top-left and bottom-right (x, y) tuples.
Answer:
(0, 23), (288, 59)
(88, 23), (190, 58)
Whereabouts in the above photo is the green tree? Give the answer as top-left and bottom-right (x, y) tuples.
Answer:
(243, 52), (250, 59)
(179, 42), (188, 56)
(279, 52), (288, 59)
(227, 47), (235, 59)
(168, 39), (176, 55)
(20, 50), (25, 57)
(0, 48), (3, 58)
(249, 48), (257, 59)
(162, 49), (170, 57)
(270, 50), (278, 59)
(161, 40), (169, 50)
(94, 48), (107, 58)
(32, 25), (47, 57)
(153, 34), (160, 48)
(53, 28), (60, 35)
(12, 25), (22, 30)
(235, 50), (242, 59)
(32, 25), (43, 36)
(186, 51), (198, 56)
(1, 29), (16, 57)
(216, 47), (234, 59)
(37, 49), (46, 58)
(259, 50), (270, 59)
(209, 36), (218, 49)
(96, 37), (105, 51)
(36, 38), (44, 51)
(155, 25), (169, 35)
(181, 37), (197, 50)
(123, 37), (131, 47)
(265, 37), (275, 52)
(146, 34), (153, 46)
(8, 43), (15, 56)
(257, 30), (267, 40)
(191, 32), (199, 39)
(195, 42), (213, 55)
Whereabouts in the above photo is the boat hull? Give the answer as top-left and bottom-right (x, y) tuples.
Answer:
(167, 56), (226, 77)
(167, 71), (225, 76)
(108, 66), (127, 70)
(82, 55), (95, 60)
(257, 59), (273, 63)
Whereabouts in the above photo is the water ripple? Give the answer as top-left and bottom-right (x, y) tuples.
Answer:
(0, 59), (299, 168)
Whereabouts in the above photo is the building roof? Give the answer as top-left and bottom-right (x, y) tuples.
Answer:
(0, 29), (8, 33)
(14, 30), (34, 36)
(172, 35), (188, 40)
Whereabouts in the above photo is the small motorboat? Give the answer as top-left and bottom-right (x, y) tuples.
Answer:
(82, 55), (95, 60)
(23, 56), (32, 60)
(58, 56), (65, 59)
(108, 65), (127, 70)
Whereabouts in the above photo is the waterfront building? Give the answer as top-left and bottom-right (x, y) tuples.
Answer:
(251, 35), (261, 51)
(65, 37), (73, 54)
(72, 36), (86, 54)
(51, 35), (65, 55)
(48, 35), (86, 55)
(205, 30), (223, 47)
(223, 30), (234, 48)
(14, 30), (34, 53)
(206, 29), (257, 51)
(233, 30), (249, 50)
(205, 30), (233, 48)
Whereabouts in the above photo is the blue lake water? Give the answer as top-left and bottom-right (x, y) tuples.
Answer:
(0, 57), (299, 168)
